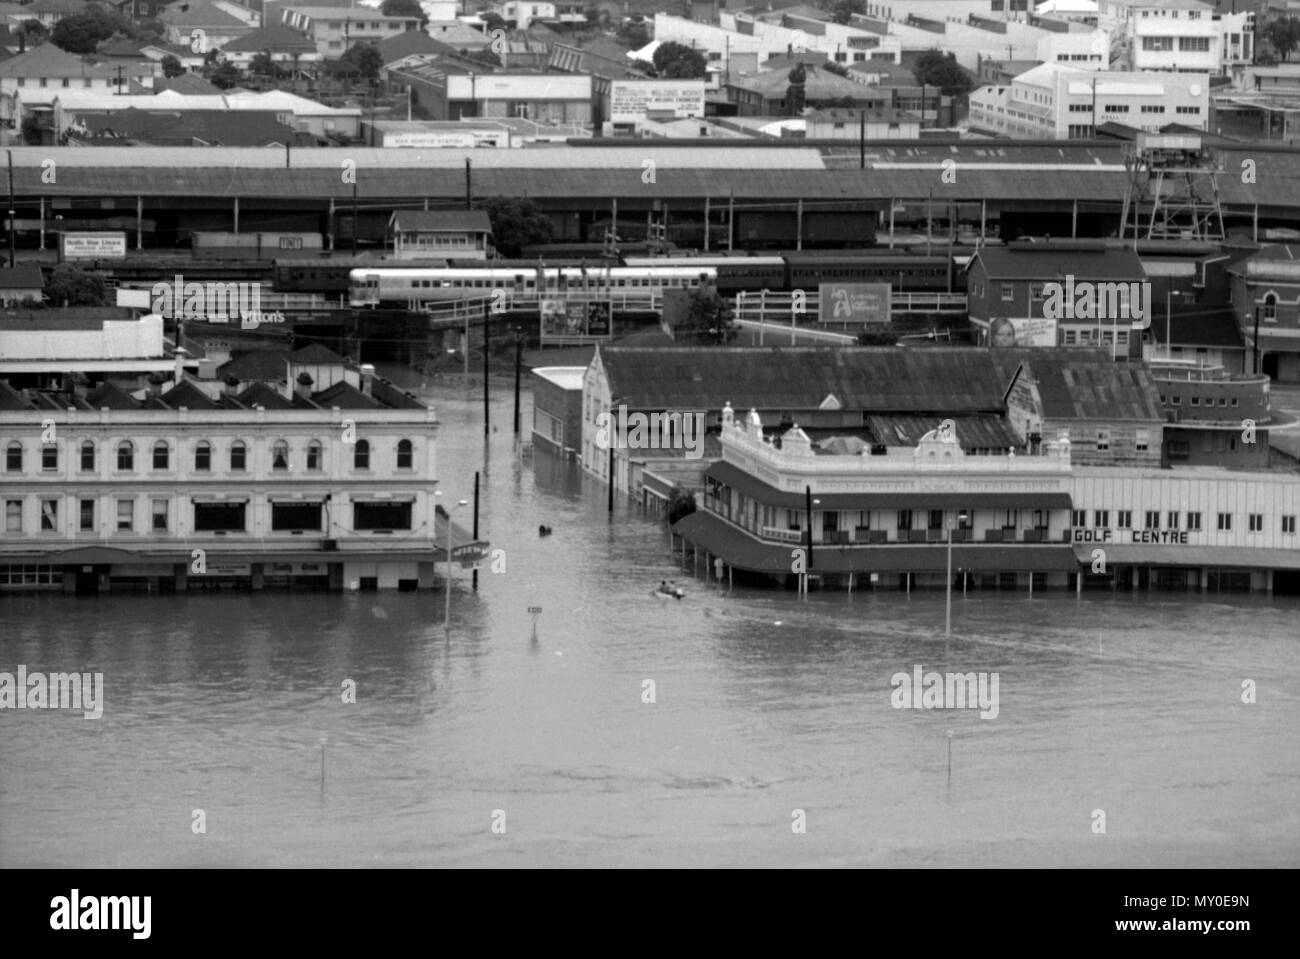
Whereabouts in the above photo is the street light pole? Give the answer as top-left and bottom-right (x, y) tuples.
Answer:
(946, 512), (967, 637)
(437, 493), (468, 637)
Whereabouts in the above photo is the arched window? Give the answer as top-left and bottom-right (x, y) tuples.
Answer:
(153, 440), (170, 470)
(116, 441), (134, 471)
(194, 441), (211, 471)
(306, 440), (322, 471)
(396, 439), (413, 469)
(1263, 293), (1278, 322)
(272, 440), (289, 471)
(5, 441), (21, 472)
(230, 441), (246, 472)
(80, 441), (95, 472)
(354, 439), (370, 470)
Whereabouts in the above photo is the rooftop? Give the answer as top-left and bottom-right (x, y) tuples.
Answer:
(390, 210), (492, 233)
(968, 246), (1148, 280)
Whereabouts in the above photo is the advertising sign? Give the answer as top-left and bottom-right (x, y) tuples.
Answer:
(540, 299), (614, 344)
(990, 317), (1058, 347)
(818, 282), (891, 324)
(609, 80), (706, 123)
(61, 232), (127, 259)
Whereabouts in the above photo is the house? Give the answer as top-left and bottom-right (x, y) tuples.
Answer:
(63, 107), (304, 146)
(726, 65), (883, 115)
(0, 44), (154, 126)
(388, 210), (492, 260)
(278, 4), (421, 56)
(159, 0), (259, 50)
(0, 265), (44, 306)
(530, 366), (585, 456)
(804, 107), (920, 138)
(24, 0), (90, 29)
(423, 21), (493, 53)
(965, 242), (1151, 352)
(0, 308), (182, 390)
(1148, 358), (1279, 469)
(218, 25), (322, 66)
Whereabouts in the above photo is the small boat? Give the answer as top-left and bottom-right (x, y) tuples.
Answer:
(653, 583), (686, 600)
(538, 525), (553, 537)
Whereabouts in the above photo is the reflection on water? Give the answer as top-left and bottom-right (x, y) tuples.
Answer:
(1, 377), (1298, 867)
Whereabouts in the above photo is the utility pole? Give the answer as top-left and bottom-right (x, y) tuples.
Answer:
(483, 300), (490, 437)
(512, 326), (522, 443)
(6, 150), (13, 268)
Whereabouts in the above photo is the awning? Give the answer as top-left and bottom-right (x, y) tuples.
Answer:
(674, 511), (1080, 574)
(706, 460), (1072, 510)
(1072, 543), (1300, 571)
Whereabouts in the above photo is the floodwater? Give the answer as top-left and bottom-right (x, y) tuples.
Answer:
(2, 373), (1298, 867)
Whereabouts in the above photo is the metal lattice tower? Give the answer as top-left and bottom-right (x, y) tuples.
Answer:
(1119, 133), (1225, 244)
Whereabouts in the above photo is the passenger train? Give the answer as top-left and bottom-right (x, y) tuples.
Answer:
(349, 264), (719, 308)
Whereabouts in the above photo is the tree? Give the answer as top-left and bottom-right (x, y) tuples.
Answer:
(249, 51), (286, 78)
(786, 63), (807, 116)
(480, 12), (508, 32)
(666, 486), (697, 525)
(340, 42), (383, 82)
(829, 0), (865, 25)
(584, 6), (605, 26)
(160, 54), (185, 78)
(208, 61), (243, 90)
(20, 114), (43, 146)
(617, 18), (650, 50)
(481, 196), (553, 257)
(912, 49), (972, 96)
(51, 9), (139, 54)
(45, 266), (107, 307)
(652, 40), (707, 79)
(1266, 16), (1300, 62)
(677, 286), (737, 344)
(381, 0), (428, 27)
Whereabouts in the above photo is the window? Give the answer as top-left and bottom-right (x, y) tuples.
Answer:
(152, 499), (169, 532)
(1142, 36), (1174, 51)
(1072, 509), (1087, 527)
(42, 445), (58, 470)
(272, 441), (289, 471)
(1141, 104), (1165, 114)
(1135, 430), (1149, 452)
(1117, 510), (1133, 529)
(193, 502), (246, 532)
(116, 441), (134, 471)
(80, 441), (95, 472)
(79, 499), (95, 532)
(306, 441), (322, 471)
(271, 502), (322, 531)
(195, 441), (211, 471)
(895, 509), (913, 531)
(40, 499), (58, 532)
(4, 500), (20, 533)
(230, 441), (246, 472)
(1283, 516), (1296, 534)
(153, 441), (170, 470)
(1144, 510), (1160, 530)
(354, 439), (370, 470)
(1187, 511), (1202, 531)
(1176, 105), (1201, 115)
(1248, 513), (1263, 532)
(1094, 510), (1109, 528)
(396, 439), (413, 469)
(1262, 294), (1277, 322)
(353, 502), (412, 530)
(1096, 430), (1110, 451)
(1000, 283), (1014, 301)
(1216, 512), (1231, 531)
(116, 500), (134, 532)
(6, 442), (21, 472)
(1179, 37), (1210, 52)
(1103, 104), (1130, 113)
(1167, 511), (1179, 530)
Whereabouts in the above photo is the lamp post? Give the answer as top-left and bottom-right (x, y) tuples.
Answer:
(945, 511), (968, 637)
(436, 492), (468, 636)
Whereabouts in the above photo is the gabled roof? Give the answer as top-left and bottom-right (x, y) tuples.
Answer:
(1010, 352), (1164, 422)
(28, 0), (88, 13)
(153, 72), (222, 95)
(375, 29), (460, 65)
(0, 264), (44, 289)
(0, 43), (104, 79)
(968, 246), (1147, 281)
(158, 379), (218, 409)
(235, 380), (295, 409)
(1150, 305), (1245, 349)
(159, 0), (251, 29)
(313, 379), (380, 408)
(221, 25), (320, 54)
(289, 342), (347, 364)
(0, 378), (29, 411)
(390, 210), (491, 233)
(84, 381), (139, 410)
(217, 349), (290, 382)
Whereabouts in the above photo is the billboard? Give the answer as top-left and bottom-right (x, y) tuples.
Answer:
(609, 80), (706, 123)
(61, 232), (126, 259)
(540, 299), (614, 344)
(990, 317), (1058, 347)
(819, 282), (891, 324)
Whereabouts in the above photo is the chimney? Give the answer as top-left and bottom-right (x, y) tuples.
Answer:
(224, 376), (241, 398)
(295, 370), (314, 399)
(173, 347), (187, 387)
(360, 363), (375, 396)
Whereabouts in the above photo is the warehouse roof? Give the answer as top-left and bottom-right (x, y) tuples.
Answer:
(968, 246), (1147, 280)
